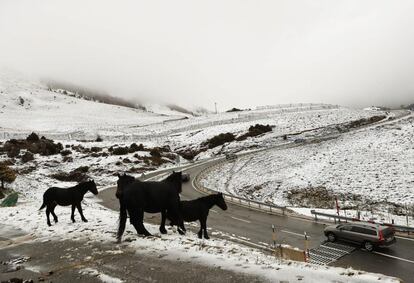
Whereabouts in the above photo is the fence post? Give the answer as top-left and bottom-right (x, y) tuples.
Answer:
(272, 225), (277, 257)
(335, 196), (340, 216)
(304, 232), (309, 262)
(406, 205), (410, 235)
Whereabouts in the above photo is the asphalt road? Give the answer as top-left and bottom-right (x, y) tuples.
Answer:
(98, 111), (414, 282)
(99, 155), (414, 283)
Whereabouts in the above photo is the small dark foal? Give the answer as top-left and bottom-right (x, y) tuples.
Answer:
(169, 193), (228, 239)
(39, 180), (98, 226)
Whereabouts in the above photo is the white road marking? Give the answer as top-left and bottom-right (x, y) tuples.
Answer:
(396, 236), (414, 242)
(373, 251), (414, 264)
(230, 216), (251, 223)
(281, 229), (309, 238)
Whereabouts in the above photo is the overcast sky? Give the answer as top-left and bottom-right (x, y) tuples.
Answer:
(1, 0), (413, 111)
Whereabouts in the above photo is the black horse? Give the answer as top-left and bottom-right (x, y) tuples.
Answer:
(116, 172), (185, 241)
(39, 180), (98, 226)
(169, 193), (227, 239)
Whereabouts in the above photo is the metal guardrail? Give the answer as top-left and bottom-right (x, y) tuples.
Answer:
(194, 162), (287, 216)
(311, 210), (414, 233)
(194, 164), (414, 234)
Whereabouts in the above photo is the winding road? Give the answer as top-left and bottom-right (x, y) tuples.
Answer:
(99, 111), (414, 282)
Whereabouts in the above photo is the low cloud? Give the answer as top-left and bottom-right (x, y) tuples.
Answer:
(1, 0), (413, 110)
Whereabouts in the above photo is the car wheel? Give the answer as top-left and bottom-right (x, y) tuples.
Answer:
(327, 232), (336, 242)
(364, 241), (374, 252)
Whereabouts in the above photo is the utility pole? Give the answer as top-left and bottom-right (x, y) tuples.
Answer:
(214, 102), (217, 114)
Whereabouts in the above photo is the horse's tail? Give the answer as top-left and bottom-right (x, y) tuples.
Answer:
(117, 199), (128, 242)
(39, 193), (47, 210)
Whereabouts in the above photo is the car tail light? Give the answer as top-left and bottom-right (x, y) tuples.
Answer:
(378, 229), (384, 242)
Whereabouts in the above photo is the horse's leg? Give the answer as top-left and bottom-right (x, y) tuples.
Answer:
(201, 216), (209, 239)
(177, 226), (186, 235)
(197, 220), (203, 239)
(46, 206), (52, 227)
(76, 202), (88, 222)
(138, 211), (152, 237)
(50, 203), (58, 223)
(71, 204), (76, 223)
(129, 208), (151, 236)
(159, 210), (167, 234)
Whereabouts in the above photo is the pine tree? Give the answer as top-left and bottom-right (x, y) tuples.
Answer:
(0, 163), (16, 190)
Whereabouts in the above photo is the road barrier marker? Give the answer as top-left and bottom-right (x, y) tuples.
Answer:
(304, 231), (309, 262)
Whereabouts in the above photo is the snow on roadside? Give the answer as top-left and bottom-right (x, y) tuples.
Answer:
(0, 74), (404, 282)
(0, 155), (400, 283)
(80, 268), (124, 283)
(0, 194), (399, 283)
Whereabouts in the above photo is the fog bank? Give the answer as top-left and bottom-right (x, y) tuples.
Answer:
(1, 0), (413, 110)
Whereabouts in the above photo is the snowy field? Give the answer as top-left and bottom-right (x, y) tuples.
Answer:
(0, 157), (399, 283)
(0, 73), (183, 140)
(0, 74), (403, 281)
(1, 73), (381, 150)
(200, 114), (414, 225)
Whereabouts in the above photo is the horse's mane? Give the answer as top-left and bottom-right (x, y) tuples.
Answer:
(74, 181), (89, 189)
(164, 172), (182, 193)
(198, 194), (219, 203)
(165, 172), (180, 181)
(121, 175), (135, 183)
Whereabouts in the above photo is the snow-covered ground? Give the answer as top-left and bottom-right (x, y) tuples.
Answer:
(200, 114), (414, 225)
(0, 73), (187, 140)
(0, 159), (399, 283)
(0, 74), (403, 282)
(1, 72), (382, 148)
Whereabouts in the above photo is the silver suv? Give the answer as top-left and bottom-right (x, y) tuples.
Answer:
(324, 222), (396, 251)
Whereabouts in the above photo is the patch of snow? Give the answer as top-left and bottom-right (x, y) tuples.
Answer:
(80, 268), (124, 283)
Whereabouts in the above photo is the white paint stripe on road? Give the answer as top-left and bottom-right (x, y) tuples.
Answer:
(373, 251), (414, 264)
(396, 236), (414, 242)
(230, 216), (251, 223)
(281, 229), (309, 238)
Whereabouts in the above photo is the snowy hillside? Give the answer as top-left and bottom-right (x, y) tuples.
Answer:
(0, 73), (187, 140)
(0, 74), (403, 282)
(0, 139), (399, 283)
(200, 113), (414, 224)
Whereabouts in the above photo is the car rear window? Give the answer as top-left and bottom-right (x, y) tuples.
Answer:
(381, 227), (395, 237)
